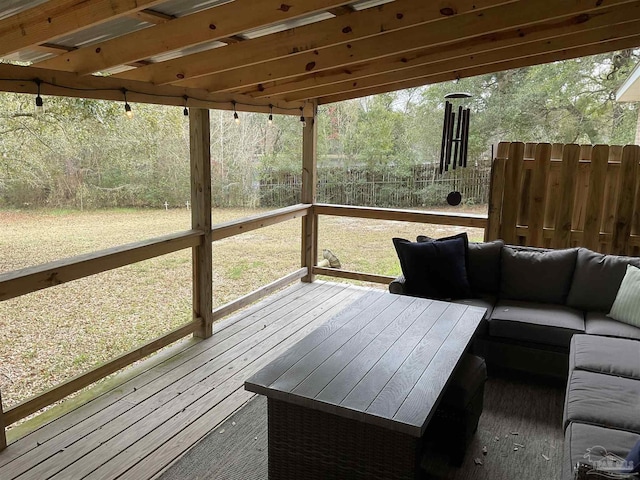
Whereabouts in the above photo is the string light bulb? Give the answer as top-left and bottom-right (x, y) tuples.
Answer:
(233, 101), (239, 124)
(268, 104), (273, 125)
(183, 95), (189, 116)
(299, 108), (306, 128)
(122, 89), (133, 119)
(34, 79), (44, 116)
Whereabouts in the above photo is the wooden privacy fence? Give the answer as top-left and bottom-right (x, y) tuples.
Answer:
(486, 142), (640, 255)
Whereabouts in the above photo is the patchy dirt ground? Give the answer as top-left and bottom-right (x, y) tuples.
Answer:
(0, 205), (486, 420)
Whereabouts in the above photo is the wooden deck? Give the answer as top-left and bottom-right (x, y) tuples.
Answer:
(0, 281), (373, 480)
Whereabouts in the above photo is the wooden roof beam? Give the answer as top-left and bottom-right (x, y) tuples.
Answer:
(251, 2), (640, 100)
(282, 20), (640, 101)
(175, 0), (638, 93)
(0, 0), (165, 57)
(114, 0), (514, 85)
(0, 63), (312, 116)
(33, 0), (355, 75)
(317, 34), (640, 105)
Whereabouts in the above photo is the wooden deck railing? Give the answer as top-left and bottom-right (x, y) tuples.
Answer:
(0, 201), (484, 446)
(312, 204), (488, 284)
(0, 204), (312, 445)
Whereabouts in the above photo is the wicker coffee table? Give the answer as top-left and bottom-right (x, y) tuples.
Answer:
(244, 290), (485, 480)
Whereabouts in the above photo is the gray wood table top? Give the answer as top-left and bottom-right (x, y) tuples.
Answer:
(245, 290), (485, 437)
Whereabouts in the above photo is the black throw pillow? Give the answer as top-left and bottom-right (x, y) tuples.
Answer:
(392, 235), (471, 300)
(416, 232), (470, 274)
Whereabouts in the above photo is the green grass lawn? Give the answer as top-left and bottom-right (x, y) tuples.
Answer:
(0, 206), (485, 418)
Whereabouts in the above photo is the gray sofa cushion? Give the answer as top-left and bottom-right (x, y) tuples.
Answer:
(563, 422), (640, 480)
(500, 246), (578, 304)
(467, 240), (504, 295)
(489, 300), (585, 348)
(585, 311), (640, 341)
(570, 334), (640, 380)
(567, 248), (640, 312)
(563, 369), (640, 432)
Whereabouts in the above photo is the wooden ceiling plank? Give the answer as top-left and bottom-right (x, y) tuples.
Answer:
(253, 2), (640, 99)
(283, 20), (640, 101)
(32, 43), (76, 55)
(175, 0), (638, 93)
(130, 9), (174, 25)
(0, 63), (311, 116)
(317, 35), (640, 105)
(0, 0), (165, 57)
(114, 0), (514, 85)
(33, 0), (355, 75)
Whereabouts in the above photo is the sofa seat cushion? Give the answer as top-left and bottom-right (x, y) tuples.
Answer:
(570, 334), (640, 380)
(489, 300), (585, 348)
(585, 311), (640, 341)
(562, 422), (640, 480)
(567, 248), (640, 312)
(500, 246), (578, 304)
(563, 370), (640, 432)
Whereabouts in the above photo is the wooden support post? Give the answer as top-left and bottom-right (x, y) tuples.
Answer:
(190, 108), (213, 338)
(301, 103), (318, 283)
(0, 389), (6, 451)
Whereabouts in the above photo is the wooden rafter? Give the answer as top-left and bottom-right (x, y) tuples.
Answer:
(174, 0), (638, 93)
(0, 0), (165, 57)
(113, 0), (514, 85)
(316, 34), (640, 105)
(283, 22), (640, 101)
(0, 63), (312, 116)
(33, 0), (354, 75)
(245, 2), (640, 99)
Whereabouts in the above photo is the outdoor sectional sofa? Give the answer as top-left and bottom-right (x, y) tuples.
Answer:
(389, 240), (640, 478)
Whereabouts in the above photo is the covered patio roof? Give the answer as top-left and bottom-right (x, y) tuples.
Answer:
(0, 0), (639, 114)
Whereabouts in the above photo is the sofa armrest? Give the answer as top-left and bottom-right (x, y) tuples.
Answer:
(389, 275), (406, 295)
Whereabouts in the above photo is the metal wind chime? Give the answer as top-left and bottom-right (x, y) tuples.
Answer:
(438, 92), (472, 206)
(439, 92), (472, 175)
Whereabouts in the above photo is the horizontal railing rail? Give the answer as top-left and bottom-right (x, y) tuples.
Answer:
(314, 203), (488, 229)
(312, 267), (395, 285)
(0, 230), (203, 302)
(312, 203), (487, 283)
(212, 204), (310, 241)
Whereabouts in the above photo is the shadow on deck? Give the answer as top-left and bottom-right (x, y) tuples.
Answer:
(0, 281), (372, 480)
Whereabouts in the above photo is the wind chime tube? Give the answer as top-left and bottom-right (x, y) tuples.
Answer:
(445, 110), (455, 172)
(462, 108), (471, 167)
(439, 101), (451, 174)
(453, 105), (463, 169)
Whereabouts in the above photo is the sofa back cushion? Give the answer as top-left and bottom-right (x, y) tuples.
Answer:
(567, 248), (640, 312)
(417, 236), (504, 296)
(468, 240), (504, 295)
(500, 246), (578, 304)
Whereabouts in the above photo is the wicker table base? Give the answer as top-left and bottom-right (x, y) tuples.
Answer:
(268, 398), (423, 480)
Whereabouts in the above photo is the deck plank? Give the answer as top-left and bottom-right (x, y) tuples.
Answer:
(0, 280), (313, 468)
(0, 282), (371, 480)
(1, 282), (336, 479)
